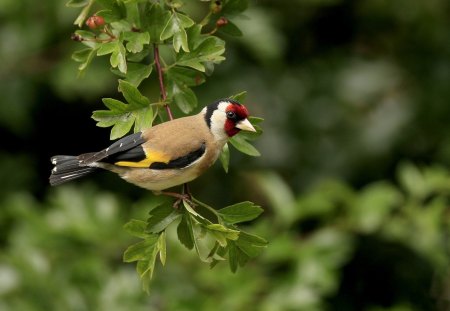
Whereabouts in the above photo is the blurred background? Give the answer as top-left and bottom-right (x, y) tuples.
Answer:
(1, 0), (450, 310)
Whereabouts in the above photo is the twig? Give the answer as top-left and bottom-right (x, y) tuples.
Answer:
(153, 44), (173, 120)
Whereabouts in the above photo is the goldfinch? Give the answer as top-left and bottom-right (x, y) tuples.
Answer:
(49, 99), (256, 191)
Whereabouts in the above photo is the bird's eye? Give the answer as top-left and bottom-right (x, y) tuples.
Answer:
(226, 111), (236, 119)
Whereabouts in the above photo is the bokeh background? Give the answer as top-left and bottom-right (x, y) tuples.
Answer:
(1, 0), (450, 310)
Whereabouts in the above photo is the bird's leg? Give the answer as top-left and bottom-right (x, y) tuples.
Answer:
(160, 184), (195, 208)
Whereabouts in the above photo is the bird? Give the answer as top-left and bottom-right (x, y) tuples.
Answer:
(49, 99), (256, 194)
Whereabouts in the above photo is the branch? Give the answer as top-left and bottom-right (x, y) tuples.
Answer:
(154, 44), (174, 121)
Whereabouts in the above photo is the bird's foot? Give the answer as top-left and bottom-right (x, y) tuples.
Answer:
(160, 191), (195, 209)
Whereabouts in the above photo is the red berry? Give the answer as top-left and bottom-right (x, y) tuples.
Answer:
(86, 15), (105, 29)
(216, 17), (228, 28)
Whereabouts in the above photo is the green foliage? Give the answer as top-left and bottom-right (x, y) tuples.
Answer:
(67, 0), (264, 290)
(3, 0), (450, 309)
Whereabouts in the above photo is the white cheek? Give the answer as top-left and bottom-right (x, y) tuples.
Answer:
(210, 112), (228, 142)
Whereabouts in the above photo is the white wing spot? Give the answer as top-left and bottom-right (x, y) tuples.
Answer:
(52, 167), (57, 173)
(120, 143), (123, 148)
(52, 159), (57, 165)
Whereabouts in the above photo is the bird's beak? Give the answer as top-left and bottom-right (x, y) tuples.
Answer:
(236, 118), (256, 132)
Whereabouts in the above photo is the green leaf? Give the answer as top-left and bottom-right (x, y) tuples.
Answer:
(229, 90), (247, 103)
(110, 42), (127, 73)
(118, 80), (150, 108)
(228, 243), (238, 272)
(219, 143), (230, 173)
(123, 219), (148, 238)
(206, 223), (240, 243)
(97, 41), (118, 56)
(160, 12), (194, 52)
(143, 2), (171, 44)
(165, 66), (205, 87)
(123, 31), (150, 53)
(72, 48), (98, 73)
(96, 9), (122, 23)
(73, 0), (93, 27)
(222, 0), (249, 15)
(134, 106), (154, 132)
(229, 134), (261, 157)
(177, 214), (194, 250)
(158, 231), (167, 266)
(218, 201), (264, 224)
(166, 80), (197, 114)
(176, 30), (225, 72)
(235, 231), (267, 258)
(66, 0), (88, 8)
(123, 235), (159, 262)
(93, 83), (152, 139)
(218, 20), (243, 37)
(124, 63), (152, 87)
(110, 113), (135, 139)
(146, 204), (182, 233)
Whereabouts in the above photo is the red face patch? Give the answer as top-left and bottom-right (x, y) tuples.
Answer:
(224, 103), (250, 137)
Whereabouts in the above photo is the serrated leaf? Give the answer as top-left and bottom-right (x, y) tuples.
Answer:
(118, 80), (150, 108)
(97, 41), (118, 56)
(123, 235), (159, 262)
(167, 80), (197, 114)
(176, 34), (225, 72)
(123, 219), (148, 239)
(220, 143), (230, 173)
(165, 66), (205, 87)
(229, 134), (261, 156)
(72, 48), (97, 73)
(161, 12), (194, 52)
(110, 113), (135, 139)
(110, 62), (152, 85)
(123, 31), (150, 53)
(235, 231), (267, 258)
(143, 2), (171, 43)
(110, 42), (127, 73)
(206, 224), (240, 241)
(218, 201), (263, 224)
(146, 204), (181, 233)
(134, 106), (154, 132)
(177, 214), (194, 250)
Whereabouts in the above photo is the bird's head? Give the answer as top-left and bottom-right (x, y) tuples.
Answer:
(204, 99), (256, 141)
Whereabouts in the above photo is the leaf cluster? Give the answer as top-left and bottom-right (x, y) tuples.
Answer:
(67, 0), (263, 292)
(124, 198), (267, 292)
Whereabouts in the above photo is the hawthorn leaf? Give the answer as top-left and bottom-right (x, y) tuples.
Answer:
(229, 90), (247, 103)
(160, 12), (194, 52)
(124, 63), (152, 87)
(123, 219), (148, 239)
(176, 35), (225, 72)
(146, 204), (182, 233)
(219, 143), (230, 173)
(123, 235), (159, 262)
(118, 80), (150, 108)
(123, 31), (150, 53)
(229, 134), (261, 157)
(143, 2), (171, 43)
(177, 214), (194, 250)
(217, 201), (263, 224)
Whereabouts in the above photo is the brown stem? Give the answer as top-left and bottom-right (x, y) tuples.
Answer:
(153, 44), (173, 120)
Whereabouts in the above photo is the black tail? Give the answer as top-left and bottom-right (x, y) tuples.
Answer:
(49, 155), (99, 186)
